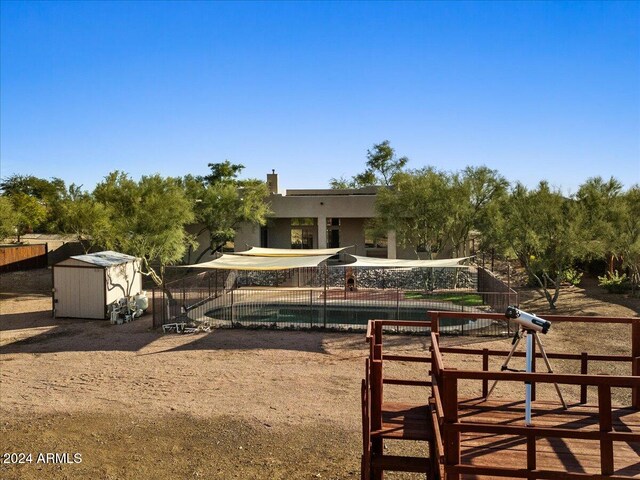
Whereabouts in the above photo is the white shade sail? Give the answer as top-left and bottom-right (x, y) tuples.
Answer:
(235, 246), (350, 257)
(182, 252), (469, 271)
(335, 255), (469, 268)
(186, 254), (334, 270)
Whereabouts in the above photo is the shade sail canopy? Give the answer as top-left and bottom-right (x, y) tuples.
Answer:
(186, 254), (333, 270)
(183, 252), (469, 270)
(335, 255), (469, 268)
(235, 246), (350, 257)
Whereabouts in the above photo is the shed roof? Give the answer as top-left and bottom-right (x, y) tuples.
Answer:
(65, 250), (138, 267)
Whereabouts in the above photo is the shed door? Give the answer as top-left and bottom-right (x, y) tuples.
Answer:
(54, 267), (105, 319)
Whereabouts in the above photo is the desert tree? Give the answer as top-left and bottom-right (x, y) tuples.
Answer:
(0, 174), (66, 232)
(0, 196), (18, 241)
(330, 140), (408, 188)
(93, 172), (195, 288)
(185, 161), (271, 263)
(3, 193), (47, 241)
(0, 174), (66, 202)
(375, 168), (452, 259)
(575, 176), (625, 271)
(446, 166), (509, 257)
(58, 184), (114, 253)
(484, 181), (584, 309)
(375, 165), (508, 259)
(615, 185), (640, 291)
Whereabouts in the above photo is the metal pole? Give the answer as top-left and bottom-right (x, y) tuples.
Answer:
(525, 332), (533, 426)
(151, 288), (155, 327)
(231, 288), (235, 326)
(323, 264), (327, 328)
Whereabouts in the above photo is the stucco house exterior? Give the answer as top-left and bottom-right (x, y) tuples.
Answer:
(189, 171), (439, 263)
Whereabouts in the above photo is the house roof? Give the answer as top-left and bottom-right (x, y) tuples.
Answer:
(67, 250), (138, 267)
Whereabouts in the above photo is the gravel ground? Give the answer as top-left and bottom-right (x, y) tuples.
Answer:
(1, 269), (637, 480)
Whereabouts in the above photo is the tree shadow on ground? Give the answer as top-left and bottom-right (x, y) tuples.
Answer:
(142, 328), (329, 355)
(0, 315), (159, 354)
(517, 278), (640, 317)
(0, 309), (69, 331)
(0, 316), (334, 356)
(578, 277), (640, 314)
(459, 399), (640, 475)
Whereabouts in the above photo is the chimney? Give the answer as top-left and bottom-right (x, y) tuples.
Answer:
(267, 169), (278, 194)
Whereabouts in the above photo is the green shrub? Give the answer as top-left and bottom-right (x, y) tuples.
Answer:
(597, 270), (631, 293)
(563, 268), (583, 286)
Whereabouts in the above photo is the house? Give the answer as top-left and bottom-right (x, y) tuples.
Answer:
(190, 171), (434, 263)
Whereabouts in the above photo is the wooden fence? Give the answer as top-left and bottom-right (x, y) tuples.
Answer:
(429, 311), (640, 409)
(427, 311), (640, 480)
(432, 339), (640, 479)
(0, 244), (48, 273)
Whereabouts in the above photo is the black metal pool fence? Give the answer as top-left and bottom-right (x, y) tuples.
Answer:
(152, 266), (518, 336)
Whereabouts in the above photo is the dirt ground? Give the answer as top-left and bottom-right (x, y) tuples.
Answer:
(1, 269), (638, 480)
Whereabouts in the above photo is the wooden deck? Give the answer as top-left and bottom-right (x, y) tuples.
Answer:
(361, 314), (640, 480)
(456, 398), (640, 479)
(377, 402), (432, 441)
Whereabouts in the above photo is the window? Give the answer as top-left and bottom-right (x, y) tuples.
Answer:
(291, 218), (315, 249)
(291, 229), (314, 249)
(326, 218), (340, 248)
(291, 218), (315, 226)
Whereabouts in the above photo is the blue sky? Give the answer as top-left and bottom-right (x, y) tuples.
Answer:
(1, 1), (639, 194)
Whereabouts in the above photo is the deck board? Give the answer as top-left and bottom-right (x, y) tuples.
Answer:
(374, 402), (432, 441)
(456, 398), (640, 479)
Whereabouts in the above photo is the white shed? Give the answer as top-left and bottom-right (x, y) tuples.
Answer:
(53, 251), (143, 319)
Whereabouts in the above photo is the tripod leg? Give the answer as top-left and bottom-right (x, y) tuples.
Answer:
(485, 331), (523, 401)
(533, 333), (568, 409)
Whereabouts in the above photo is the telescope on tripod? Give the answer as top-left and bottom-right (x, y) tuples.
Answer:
(485, 306), (566, 426)
(504, 305), (551, 333)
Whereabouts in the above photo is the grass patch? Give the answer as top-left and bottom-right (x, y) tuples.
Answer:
(404, 291), (484, 306)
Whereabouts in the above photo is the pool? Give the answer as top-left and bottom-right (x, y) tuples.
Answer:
(205, 303), (494, 332)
